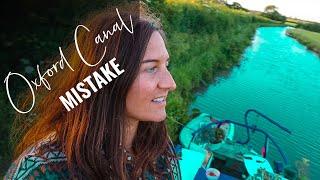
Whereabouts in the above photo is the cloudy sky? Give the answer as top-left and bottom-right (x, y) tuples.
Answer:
(227, 0), (320, 23)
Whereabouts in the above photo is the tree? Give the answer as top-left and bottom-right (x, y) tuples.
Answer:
(264, 5), (278, 13)
(231, 2), (242, 9)
(226, 2), (248, 11)
(262, 5), (286, 22)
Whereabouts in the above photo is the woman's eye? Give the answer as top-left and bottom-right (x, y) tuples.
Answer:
(146, 67), (157, 73)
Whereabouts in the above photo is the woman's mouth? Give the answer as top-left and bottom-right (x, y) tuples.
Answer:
(151, 96), (166, 104)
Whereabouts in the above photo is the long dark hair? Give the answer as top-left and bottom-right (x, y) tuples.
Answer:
(12, 2), (178, 179)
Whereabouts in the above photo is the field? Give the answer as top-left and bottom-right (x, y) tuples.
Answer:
(287, 28), (320, 55)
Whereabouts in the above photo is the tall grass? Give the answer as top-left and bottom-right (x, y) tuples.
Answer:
(147, 0), (272, 142)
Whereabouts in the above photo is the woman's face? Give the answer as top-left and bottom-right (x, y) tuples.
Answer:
(125, 31), (176, 122)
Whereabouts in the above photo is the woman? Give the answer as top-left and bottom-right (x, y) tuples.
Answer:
(6, 2), (180, 179)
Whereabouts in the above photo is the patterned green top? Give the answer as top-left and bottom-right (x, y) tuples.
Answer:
(4, 134), (69, 180)
(5, 134), (181, 179)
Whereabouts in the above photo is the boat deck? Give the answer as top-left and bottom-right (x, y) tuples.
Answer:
(213, 141), (256, 161)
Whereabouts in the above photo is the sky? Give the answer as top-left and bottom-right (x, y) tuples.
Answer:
(227, 0), (320, 23)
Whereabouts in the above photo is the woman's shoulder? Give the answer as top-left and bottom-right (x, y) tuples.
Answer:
(5, 134), (69, 180)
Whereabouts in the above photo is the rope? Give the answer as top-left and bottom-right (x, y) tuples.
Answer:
(169, 118), (185, 127)
(169, 118), (195, 131)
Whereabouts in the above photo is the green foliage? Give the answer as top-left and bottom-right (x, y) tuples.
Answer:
(297, 22), (320, 33)
(264, 5), (278, 13)
(262, 11), (286, 22)
(295, 158), (310, 180)
(226, 2), (248, 12)
(262, 5), (286, 22)
(146, 1), (269, 143)
(285, 21), (298, 27)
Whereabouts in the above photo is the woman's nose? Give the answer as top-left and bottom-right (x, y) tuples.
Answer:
(158, 69), (176, 91)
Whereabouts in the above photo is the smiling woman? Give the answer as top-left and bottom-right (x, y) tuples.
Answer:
(5, 2), (181, 179)
(126, 31), (176, 123)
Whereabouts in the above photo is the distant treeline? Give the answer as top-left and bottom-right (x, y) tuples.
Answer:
(261, 11), (286, 22)
(297, 22), (320, 33)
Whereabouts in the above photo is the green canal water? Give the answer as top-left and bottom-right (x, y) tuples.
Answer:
(190, 27), (320, 179)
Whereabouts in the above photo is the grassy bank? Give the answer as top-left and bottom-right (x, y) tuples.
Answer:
(287, 28), (320, 56)
(147, 0), (273, 142)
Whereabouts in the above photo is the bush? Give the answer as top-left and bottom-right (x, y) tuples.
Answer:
(297, 22), (320, 33)
(147, 0), (269, 143)
(262, 11), (286, 22)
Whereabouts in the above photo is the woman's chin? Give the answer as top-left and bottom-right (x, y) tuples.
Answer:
(148, 112), (167, 122)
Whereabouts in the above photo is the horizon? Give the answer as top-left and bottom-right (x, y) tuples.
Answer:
(227, 0), (320, 23)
